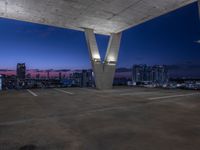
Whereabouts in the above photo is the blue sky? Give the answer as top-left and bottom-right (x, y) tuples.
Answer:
(0, 2), (200, 70)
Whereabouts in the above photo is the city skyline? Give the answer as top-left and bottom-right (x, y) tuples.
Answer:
(0, 63), (200, 78)
(0, 2), (200, 75)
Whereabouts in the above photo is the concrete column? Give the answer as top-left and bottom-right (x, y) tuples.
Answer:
(103, 32), (122, 89)
(84, 29), (122, 90)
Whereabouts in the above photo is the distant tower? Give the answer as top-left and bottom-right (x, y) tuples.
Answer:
(151, 65), (168, 83)
(47, 71), (50, 79)
(59, 72), (62, 80)
(0, 75), (2, 91)
(132, 65), (147, 82)
(17, 63), (26, 80)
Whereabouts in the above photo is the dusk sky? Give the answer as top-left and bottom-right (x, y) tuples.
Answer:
(0, 2), (200, 70)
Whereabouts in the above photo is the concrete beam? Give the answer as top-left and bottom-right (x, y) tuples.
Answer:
(0, 0), (196, 35)
(84, 29), (122, 90)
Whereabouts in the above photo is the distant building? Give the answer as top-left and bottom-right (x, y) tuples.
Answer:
(17, 63), (26, 80)
(81, 69), (93, 87)
(47, 71), (50, 79)
(26, 73), (31, 79)
(4, 75), (17, 89)
(132, 65), (168, 84)
(59, 72), (62, 80)
(0, 75), (2, 91)
(70, 72), (82, 87)
(132, 65), (151, 82)
(69, 70), (94, 87)
(152, 65), (168, 83)
(36, 74), (40, 79)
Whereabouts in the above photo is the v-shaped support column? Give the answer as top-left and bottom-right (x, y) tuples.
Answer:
(84, 28), (122, 90)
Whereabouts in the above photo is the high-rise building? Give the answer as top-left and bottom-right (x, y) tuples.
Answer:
(17, 63), (26, 80)
(132, 65), (151, 82)
(81, 69), (93, 87)
(132, 65), (168, 84)
(152, 65), (168, 83)
(132, 65), (142, 82)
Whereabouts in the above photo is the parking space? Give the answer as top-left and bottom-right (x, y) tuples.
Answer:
(0, 87), (200, 150)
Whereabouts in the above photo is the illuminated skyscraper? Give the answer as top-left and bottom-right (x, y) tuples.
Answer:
(132, 65), (168, 84)
(152, 65), (168, 83)
(132, 65), (150, 82)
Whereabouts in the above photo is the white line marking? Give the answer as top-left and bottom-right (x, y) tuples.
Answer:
(148, 93), (200, 100)
(55, 88), (74, 95)
(27, 89), (38, 97)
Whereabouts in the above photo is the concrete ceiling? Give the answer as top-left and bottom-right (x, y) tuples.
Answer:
(0, 0), (197, 35)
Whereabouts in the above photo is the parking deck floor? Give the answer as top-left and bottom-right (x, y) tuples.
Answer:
(0, 87), (200, 150)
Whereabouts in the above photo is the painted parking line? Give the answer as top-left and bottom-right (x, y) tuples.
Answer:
(27, 89), (38, 97)
(54, 88), (74, 95)
(148, 93), (200, 100)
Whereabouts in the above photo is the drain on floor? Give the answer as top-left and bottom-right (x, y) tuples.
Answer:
(19, 145), (37, 150)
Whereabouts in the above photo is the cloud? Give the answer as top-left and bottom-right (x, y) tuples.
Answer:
(195, 40), (200, 44)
